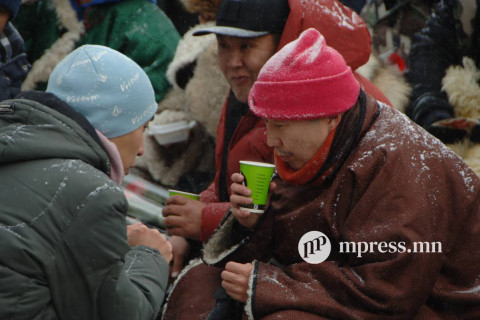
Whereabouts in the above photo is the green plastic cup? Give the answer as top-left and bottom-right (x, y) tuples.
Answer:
(168, 189), (200, 200)
(239, 161), (276, 213)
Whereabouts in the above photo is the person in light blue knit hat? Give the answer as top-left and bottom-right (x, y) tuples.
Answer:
(47, 44), (158, 179)
(0, 44), (172, 319)
(47, 44), (157, 139)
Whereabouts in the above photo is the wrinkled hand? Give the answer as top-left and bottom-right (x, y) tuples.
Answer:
(169, 235), (191, 278)
(127, 222), (173, 264)
(221, 261), (254, 303)
(162, 197), (205, 241)
(230, 173), (275, 229)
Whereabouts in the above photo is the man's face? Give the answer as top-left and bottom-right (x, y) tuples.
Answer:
(217, 34), (278, 103)
(265, 116), (342, 170)
(109, 121), (149, 175)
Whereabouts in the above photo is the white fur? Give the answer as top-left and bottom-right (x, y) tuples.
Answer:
(464, 144), (480, 177)
(203, 214), (242, 265)
(141, 122), (215, 186)
(22, 0), (84, 90)
(450, 140), (480, 178)
(356, 53), (412, 113)
(140, 22), (228, 186)
(442, 57), (480, 119)
(446, 140), (471, 159)
(244, 261), (257, 320)
(185, 42), (229, 137)
(356, 53), (379, 81)
(442, 56), (480, 178)
(153, 109), (187, 124)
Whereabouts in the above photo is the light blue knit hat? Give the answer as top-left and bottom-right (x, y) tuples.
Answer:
(46, 45), (157, 138)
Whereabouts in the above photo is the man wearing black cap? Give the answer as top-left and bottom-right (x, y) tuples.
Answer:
(161, 0), (389, 281)
(162, 0), (290, 243)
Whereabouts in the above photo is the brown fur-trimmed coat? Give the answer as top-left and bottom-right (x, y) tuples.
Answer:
(162, 96), (480, 319)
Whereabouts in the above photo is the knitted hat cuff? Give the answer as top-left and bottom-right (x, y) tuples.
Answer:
(249, 68), (360, 120)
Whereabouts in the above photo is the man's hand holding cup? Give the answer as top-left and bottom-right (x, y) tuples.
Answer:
(230, 161), (276, 229)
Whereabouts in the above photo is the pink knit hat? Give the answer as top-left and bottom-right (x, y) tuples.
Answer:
(248, 28), (361, 120)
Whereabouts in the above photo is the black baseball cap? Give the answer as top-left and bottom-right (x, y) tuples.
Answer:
(193, 0), (290, 38)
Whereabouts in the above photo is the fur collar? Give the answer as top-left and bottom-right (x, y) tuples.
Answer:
(21, 0), (84, 90)
(202, 213), (242, 265)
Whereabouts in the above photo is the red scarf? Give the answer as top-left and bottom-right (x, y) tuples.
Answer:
(275, 128), (336, 186)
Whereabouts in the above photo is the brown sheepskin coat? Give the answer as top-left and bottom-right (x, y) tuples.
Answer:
(162, 94), (480, 319)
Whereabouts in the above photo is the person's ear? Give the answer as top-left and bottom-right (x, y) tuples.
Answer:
(327, 114), (342, 132)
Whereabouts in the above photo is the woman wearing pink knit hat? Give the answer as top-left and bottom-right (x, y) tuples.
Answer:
(162, 28), (480, 319)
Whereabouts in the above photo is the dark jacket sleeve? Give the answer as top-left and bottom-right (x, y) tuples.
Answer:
(48, 184), (169, 320)
(406, 1), (461, 140)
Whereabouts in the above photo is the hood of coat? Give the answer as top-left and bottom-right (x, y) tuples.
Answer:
(0, 91), (110, 174)
(278, 0), (371, 70)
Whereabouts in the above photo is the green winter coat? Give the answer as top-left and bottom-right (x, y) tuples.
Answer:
(14, 0), (180, 102)
(0, 92), (169, 319)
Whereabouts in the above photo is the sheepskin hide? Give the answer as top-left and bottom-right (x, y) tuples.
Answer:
(442, 56), (480, 177)
(356, 53), (412, 113)
(442, 57), (480, 119)
(140, 22), (228, 186)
